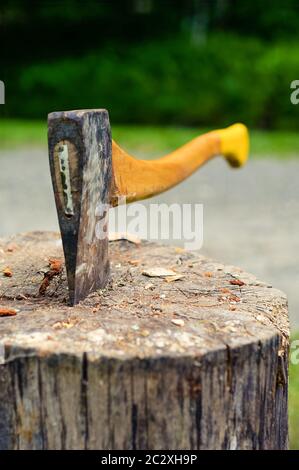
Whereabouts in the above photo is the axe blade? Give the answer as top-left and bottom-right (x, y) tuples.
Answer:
(48, 109), (112, 305)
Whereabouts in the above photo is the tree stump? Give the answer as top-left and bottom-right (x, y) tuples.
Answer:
(0, 232), (289, 450)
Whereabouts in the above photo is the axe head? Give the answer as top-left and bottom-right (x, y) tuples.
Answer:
(48, 109), (112, 305)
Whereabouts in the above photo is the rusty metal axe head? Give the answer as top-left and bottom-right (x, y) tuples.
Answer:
(48, 109), (112, 305)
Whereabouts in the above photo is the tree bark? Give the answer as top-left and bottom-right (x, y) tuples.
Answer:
(0, 232), (289, 449)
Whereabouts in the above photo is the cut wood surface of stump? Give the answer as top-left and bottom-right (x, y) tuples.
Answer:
(0, 232), (289, 450)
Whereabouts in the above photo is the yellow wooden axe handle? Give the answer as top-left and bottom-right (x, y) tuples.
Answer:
(110, 123), (249, 205)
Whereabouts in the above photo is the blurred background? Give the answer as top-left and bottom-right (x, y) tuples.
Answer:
(1, 0), (299, 127)
(0, 0), (299, 448)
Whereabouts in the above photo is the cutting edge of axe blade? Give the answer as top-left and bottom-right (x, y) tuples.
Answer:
(48, 109), (249, 305)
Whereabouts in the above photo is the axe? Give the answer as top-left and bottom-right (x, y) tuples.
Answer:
(48, 109), (249, 305)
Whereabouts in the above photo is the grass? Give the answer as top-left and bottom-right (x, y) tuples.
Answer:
(1, 119), (299, 158)
(0, 119), (47, 149)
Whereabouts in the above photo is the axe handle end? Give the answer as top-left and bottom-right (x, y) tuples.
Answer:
(217, 123), (249, 168)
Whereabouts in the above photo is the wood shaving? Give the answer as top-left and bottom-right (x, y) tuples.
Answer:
(171, 319), (185, 327)
(3, 267), (12, 277)
(0, 308), (17, 317)
(165, 274), (185, 283)
(142, 267), (177, 278)
(230, 279), (245, 286)
(109, 232), (141, 244)
(39, 258), (63, 295)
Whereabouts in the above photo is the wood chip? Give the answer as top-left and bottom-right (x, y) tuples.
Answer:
(140, 329), (150, 337)
(142, 267), (177, 278)
(53, 319), (78, 329)
(6, 243), (18, 253)
(49, 258), (62, 273)
(144, 282), (154, 289)
(220, 288), (231, 294)
(3, 267), (12, 277)
(39, 258), (63, 295)
(128, 259), (141, 266)
(0, 308), (17, 317)
(109, 232), (141, 244)
(171, 319), (185, 327)
(204, 271), (212, 277)
(165, 274), (185, 283)
(174, 247), (185, 254)
(230, 279), (245, 286)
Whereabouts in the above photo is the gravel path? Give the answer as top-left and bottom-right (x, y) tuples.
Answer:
(1, 148), (298, 327)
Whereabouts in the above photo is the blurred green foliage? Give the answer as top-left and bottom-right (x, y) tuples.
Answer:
(1, 0), (299, 128)
(6, 34), (298, 129)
